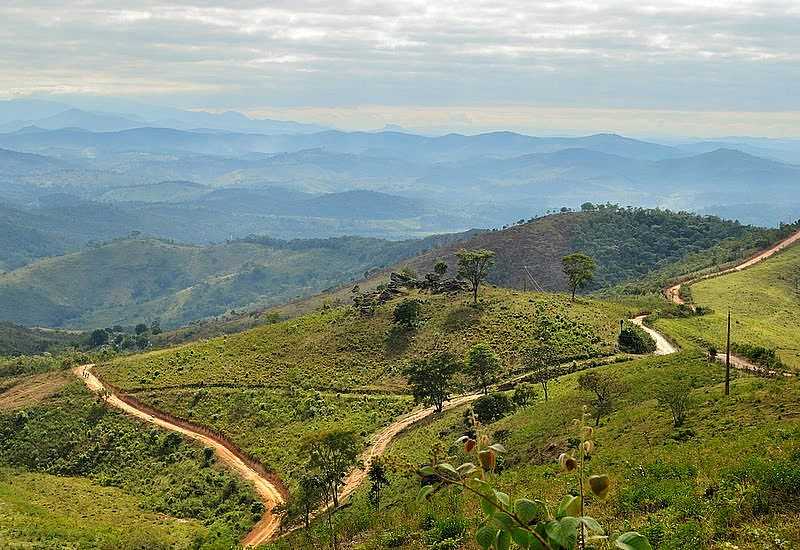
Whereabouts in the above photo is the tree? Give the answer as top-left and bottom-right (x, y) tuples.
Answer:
(472, 393), (514, 424)
(150, 320), (162, 335)
(367, 458), (391, 510)
(302, 430), (360, 509)
(434, 260), (448, 276)
(578, 371), (626, 426)
(393, 299), (422, 329)
(302, 430), (360, 550)
(562, 252), (597, 301)
(294, 474), (324, 529)
(465, 342), (501, 394)
(657, 381), (692, 427)
(134, 323), (148, 335)
(403, 352), (460, 413)
(523, 345), (558, 401)
(512, 382), (537, 407)
(618, 322), (656, 354)
(89, 328), (108, 348)
(456, 249), (496, 304)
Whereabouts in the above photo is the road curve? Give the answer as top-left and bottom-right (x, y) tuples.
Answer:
(663, 227), (800, 378)
(666, 228), (800, 305)
(72, 365), (286, 547)
(630, 315), (677, 355)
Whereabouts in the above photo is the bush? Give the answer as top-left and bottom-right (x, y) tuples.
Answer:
(471, 393), (513, 424)
(393, 299), (423, 329)
(618, 322), (657, 354)
(731, 343), (785, 371)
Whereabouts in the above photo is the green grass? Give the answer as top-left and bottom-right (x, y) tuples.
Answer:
(266, 351), (800, 550)
(0, 382), (261, 548)
(139, 387), (413, 488)
(0, 467), (206, 549)
(99, 288), (637, 393)
(655, 244), (800, 372)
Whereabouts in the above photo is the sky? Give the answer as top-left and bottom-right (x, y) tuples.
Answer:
(2, 1), (799, 136)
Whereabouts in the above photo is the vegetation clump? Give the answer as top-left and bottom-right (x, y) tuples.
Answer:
(618, 322), (657, 354)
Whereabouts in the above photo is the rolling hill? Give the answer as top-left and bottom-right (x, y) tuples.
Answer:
(0, 232), (473, 329)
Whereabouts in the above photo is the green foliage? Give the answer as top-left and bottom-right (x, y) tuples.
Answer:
(656, 379), (693, 427)
(465, 342), (502, 394)
(393, 298), (423, 329)
(0, 321), (79, 356)
(512, 382), (537, 408)
(618, 322), (657, 354)
(303, 429), (361, 507)
(456, 248), (496, 304)
(0, 383), (259, 546)
(403, 352), (460, 413)
(577, 371), (626, 426)
(472, 393), (514, 424)
(562, 252), (596, 300)
(731, 343), (785, 371)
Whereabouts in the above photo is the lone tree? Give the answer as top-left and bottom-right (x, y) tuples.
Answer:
(562, 252), (597, 301)
(465, 342), (501, 394)
(456, 249), (496, 304)
(523, 345), (558, 401)
(367, 458), (391, 510)
(433, 260), (448, 276)
(403, 351), (460, 413)
(302, 430), (360, 509)
(657, 380), (692, 427)
(578, 371), (626, 426)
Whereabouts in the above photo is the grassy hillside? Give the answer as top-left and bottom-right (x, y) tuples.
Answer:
(0, 322), (79, 356)
(655, 242), (800, 372)
(0, 232), (471, 329)
(266, 351), (800, 550)
(97, 287), (638, 487)
(0, 468), (206, 549)
(0, 377), (261, 548)
(396, 206), (774, 293)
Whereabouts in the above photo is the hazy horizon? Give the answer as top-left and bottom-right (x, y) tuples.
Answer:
(3, 1), (799, 137)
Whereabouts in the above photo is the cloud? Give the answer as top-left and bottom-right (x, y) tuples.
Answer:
(1, 1), (798, 134)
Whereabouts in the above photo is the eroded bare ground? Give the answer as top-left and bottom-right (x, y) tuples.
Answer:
(0, 370), (71, 411)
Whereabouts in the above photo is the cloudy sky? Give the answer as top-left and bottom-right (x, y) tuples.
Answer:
(2, 1), (799, 135)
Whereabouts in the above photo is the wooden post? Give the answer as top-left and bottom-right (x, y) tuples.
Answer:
(725, 309), (731, 396)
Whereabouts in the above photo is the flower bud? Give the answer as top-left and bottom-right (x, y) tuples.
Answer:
(464, 438), (477, 453)
(478, 449), (496, 471)
(588, 474), (611, 499)
(558, 453), (578, 472)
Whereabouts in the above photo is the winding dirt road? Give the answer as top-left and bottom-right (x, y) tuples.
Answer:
(630, 315), (677, 355)
(663, 227), (800, 378)
(72, 365), (286, 547)
(666, 228), (800, 305)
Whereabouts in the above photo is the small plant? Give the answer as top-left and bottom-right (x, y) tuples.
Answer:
(657, 381), (692, 427)
(416, 409), (651, 550)
(367, 458), (391, 510)
(393, 299), (423, 329)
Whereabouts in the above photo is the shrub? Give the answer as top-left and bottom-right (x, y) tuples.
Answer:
(471, 393), (513, 424)
(731, 343), (785, 371)
(393, 299), (423, 329)
(512, 382), (537, 407)
(618, 322), (657, 354)
(657, 380), (693, 427)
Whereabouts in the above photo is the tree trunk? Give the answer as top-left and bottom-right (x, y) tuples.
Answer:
(473, 284), (478, 305)
(571, 286), (576, 302)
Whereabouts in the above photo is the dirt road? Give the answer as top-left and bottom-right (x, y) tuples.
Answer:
(666, 228), (800, 305)
(630, 315), (677, 355)
(72, 365), (286, 547)
(663, 228), (800, 378)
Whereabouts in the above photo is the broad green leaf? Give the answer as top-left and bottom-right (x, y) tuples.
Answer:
(435, 463), (460, 480)
(545, 517), (579, 549)
(556, 495), (581, 519)
(492, 511), (515, 529)
(417, 485), (434, 501)
(615, 532), (653, 550)
(514, 498), (547, 524)
(480, 493), (498, 517)
(579, 516), (604, 534)
(418, 465), (435, 476)
(510, 526), (533, 547)
(475, 526), (498, 550)
(495, 528), (512, 550)
(494, 490), (510, 508)
(457, 462), (477, 475)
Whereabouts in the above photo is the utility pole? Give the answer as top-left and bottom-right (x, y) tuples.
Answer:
(725, 308), (731, 396)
